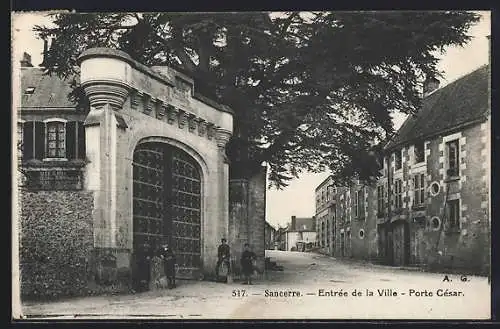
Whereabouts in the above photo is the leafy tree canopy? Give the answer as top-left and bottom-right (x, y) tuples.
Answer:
(34, 11), (480, 189)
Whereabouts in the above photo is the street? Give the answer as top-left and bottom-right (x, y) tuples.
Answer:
(19, 250), (490, 320)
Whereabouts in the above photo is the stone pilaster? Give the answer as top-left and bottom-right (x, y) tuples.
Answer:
(81, 68), (131, 284)
(215, 128), (232, 274)
(83, 104), (121, 249)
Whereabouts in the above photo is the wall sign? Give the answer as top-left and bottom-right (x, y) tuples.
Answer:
(26, 169), (83, 190)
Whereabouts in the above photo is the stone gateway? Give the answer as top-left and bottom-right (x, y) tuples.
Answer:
(18, 46), (266, 296)
(77, 48), (233, 288)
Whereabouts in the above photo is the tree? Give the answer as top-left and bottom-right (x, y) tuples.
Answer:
(34, 11), (480, 188)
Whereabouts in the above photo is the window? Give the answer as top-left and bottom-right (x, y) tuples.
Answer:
(354, 188), (365, 219)
(46, 121), (66, 158)
(446, 140), (459, 177)
(429, 181), (440, 196)
(17, 122), (23, 152)
(321, 222), (325, 247)
(446, 199), (460, 231)
(377, 185), (385, 216)
(430, 216), (441, 230)
(414, 142), (425, 163)
(413, 173), (425, 206)
(394, 179), (403, 209)
(325, 217), (330, 247)
(395, 150), (402, 170)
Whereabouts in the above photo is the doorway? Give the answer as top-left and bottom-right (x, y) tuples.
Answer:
(132, 142), (202, 290)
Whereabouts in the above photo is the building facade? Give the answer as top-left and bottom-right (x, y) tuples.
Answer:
(17, 47), (266, 294)
(284, 216), (317, 251)
(378, 64), (490, 274)
(315, 176), (335, 255)
(315, 177), (378, 261)
(313, 63), (490, 275)
(265, 221), (277, 250)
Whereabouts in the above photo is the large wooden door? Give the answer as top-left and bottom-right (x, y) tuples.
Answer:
(170, 148), (202, 279)
(392, 222), (410, 266)
(132, 142), (201, 289)
(132, 143), (166, 290)
(386, 229), (394, 265)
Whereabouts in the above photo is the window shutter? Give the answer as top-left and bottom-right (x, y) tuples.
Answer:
(77, 122), (86, 160)
(66, 121), (76, 160)
(22, 121), (34, 160)
(34, 122), (45, 160)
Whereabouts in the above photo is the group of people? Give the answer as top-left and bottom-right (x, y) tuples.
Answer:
(216, 238), (257, 285)
(158, 238), (257, 287)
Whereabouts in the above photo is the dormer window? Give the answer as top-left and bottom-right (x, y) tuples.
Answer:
(414, 141), (425, 163)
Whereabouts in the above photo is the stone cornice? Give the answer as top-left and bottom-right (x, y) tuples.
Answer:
(125, 86), (232, 143)
(78, 47), (234, 114)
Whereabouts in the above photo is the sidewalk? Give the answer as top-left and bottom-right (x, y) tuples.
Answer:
(316, 251), (488, 277)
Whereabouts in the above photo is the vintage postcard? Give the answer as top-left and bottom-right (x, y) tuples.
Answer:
(11, 10), (491, 320)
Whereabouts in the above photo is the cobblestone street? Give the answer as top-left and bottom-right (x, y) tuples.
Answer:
(20, 250), (490, 320)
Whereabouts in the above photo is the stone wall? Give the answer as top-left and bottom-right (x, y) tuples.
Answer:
(248, 167), (266, 271)
(228, 179), (249, 275)
(19, 190), (95, 299)
(417, 123), (490, 275)
(228, 166), (267, 275)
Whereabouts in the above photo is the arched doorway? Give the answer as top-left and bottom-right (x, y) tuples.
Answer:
(132, 142), (202, 290)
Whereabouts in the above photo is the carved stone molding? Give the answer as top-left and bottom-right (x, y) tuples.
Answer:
(143, 93), (153, 115)
(207, 123), (216, 140)
(81, 80), (130, 110)
(166, 105), (177, 124)
(178, 110), (187, 129)
(156, 102), (166, 119)
(188, 114), (197, 133)
(216, 127), (232, 149)
(197, 119), (207, 137)
(130, 89), (142, 109)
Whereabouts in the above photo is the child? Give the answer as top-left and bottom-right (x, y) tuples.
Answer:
(240, 243), (257, 285)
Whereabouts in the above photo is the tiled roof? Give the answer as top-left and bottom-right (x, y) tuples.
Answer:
(19, 68), (78, 108)
(386, 65), (490, 150)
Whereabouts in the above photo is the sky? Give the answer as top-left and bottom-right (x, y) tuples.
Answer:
(11, 11), (491, 229)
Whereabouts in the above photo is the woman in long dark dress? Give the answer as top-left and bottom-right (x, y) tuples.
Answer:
(240, 243), (256, 285)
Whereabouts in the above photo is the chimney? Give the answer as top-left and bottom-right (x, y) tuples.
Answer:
(291, 216), (296, 230)
(423, 76), (440, 97)
(40, 38), (49, 67)
(20, 52), (33, 67)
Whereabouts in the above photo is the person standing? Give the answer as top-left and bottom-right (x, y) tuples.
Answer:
(216, 238), (230, 279)
(240, 243), (257, 285)
(160, 244), (176, 289)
